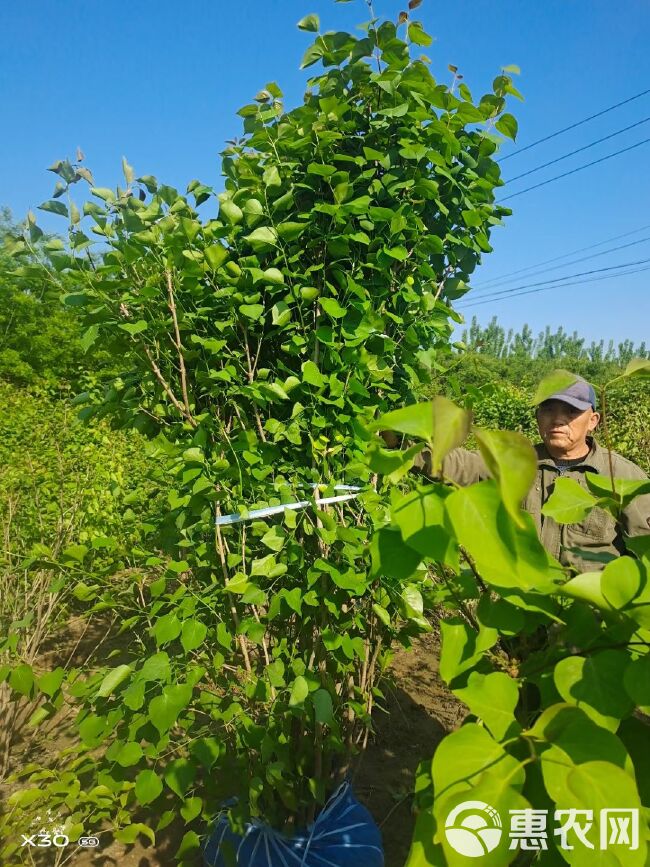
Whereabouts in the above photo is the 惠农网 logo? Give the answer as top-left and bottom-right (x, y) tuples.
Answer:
(445, 800), (503, 857)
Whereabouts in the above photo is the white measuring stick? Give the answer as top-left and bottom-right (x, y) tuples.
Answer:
(215, 485), (362, 526)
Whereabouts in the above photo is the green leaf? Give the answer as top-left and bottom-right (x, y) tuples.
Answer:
(38, 199), (69, 217)
(205, 244), (228, 269)
(176, 831), (201, 859)
(239, 304), (264, 321)
(372, 604), (390, 626)
(408, 22), (432, 46)
(439, 618), (498, 684)
(554, 651), (634, 731)
(190, 737), (222, 770)
(263, 166), (281, 188)
(251, 554), (287, 578)
(297, 13), (319, 32)
(115, 741), (143, 767)
(220, 199), (243, 224)
(260, 381), (290, 401)
(90, 187), (116, 202)
(461, 209), (483, 228)
(289, 675), (309, 707)
(263, 267), (284, 284)
(276, 221), (306, 241)
(164, 758), (196, 798)
(392, 484), (458, 566)
(9, 663), (34, 697)
(433, 771), (530, 867)
(401, 584), (431, 630)
(543, 759), (646, 866)
(97, 664), (131, 698)
(370, 526), (422, 580)
(474, 428), (537, 527)
(558, 571), (611, 611)
(624, 655), (650, 713)
(453, 671), (519, 739)
(272, 301), (292, 327)
(245, 226), (278, 250)
(114, 823), (155, 845)
(383, 245), (408, 261)
(180, 796), (203, 823)
(530, 704), (631, 773)
(531, 368), (579, 405)
(601, 557), (650, 627)
(148, 683), (193, 734)
(541, 477), (599, 523)
(432, 723), (525, 800)
(122, 156), (135, 185)
(601, 556), (643, 608)
(302, 360), (327, 388)
(307, 162), (337, 177)
(495, 112), (518, 140)
(152, 613), (182, 645)
(261, 525), (286, 552)
(446, 481), (560, 591)
(429, 396), (472, 476)
(63, 543), (89, 561)
(181, 619), (208, 652)
(367, 440), (426, 483)
(118, 319), (148, 336)
(372, 401), (434, 442)
(80, 324), (100, 353)
(28, 706), (49, 728)
(621, 357), (650, 379)
(312, 689), (335, 725)
(38, 667), (65, 697)
(135, 769), (163, 806)
(320, 297), (346, 319)
(585, 473), (650, 510)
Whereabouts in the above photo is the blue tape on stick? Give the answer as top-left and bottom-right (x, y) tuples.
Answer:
(215, 485), (362, 526)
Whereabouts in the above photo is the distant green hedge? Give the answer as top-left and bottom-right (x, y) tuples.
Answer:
(0, 384), (161, 557)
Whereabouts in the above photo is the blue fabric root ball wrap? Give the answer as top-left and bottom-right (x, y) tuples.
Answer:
(203, 781), (384, 867)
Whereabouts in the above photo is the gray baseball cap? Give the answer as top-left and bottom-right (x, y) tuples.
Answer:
(543, 378), (598, 411)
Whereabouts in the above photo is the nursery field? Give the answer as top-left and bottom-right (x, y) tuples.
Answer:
(6, 613), (462, 867)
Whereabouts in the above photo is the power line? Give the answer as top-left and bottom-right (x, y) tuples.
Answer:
(471, 235), (650, 293)
(498, 86), (650, 163)
(473, 223), (650, 288)
(498, 136), (650, 202)
(460, 256), (650, 304)
(458, 263), (650, 308)
(506, 116), (650, 184)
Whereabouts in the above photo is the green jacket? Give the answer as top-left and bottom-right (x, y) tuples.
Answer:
(414, 438), (650, 574)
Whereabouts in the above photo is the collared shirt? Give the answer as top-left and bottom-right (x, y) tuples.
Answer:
(414, 438), (650, 573)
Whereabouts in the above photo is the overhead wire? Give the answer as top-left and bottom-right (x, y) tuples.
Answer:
(506, 116), (650, 184)
(497, 86), (650, 162)
(458, 263), (650, 308)
(470, 235), (650, 293)
(498, 136), (650, 202)
(473, 223), (650, 288)
(458, 256), (650, 306)
(467, 90), (650, 306)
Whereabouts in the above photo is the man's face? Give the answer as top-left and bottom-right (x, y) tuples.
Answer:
(536, 399), (600, 458)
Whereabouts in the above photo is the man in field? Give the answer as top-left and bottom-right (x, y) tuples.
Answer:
(384, 378), (650, 572)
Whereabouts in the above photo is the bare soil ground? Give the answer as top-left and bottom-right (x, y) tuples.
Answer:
(2, 631), (465, 867)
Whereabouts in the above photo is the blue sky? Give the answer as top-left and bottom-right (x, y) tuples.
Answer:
(2, 0), (649, 346)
